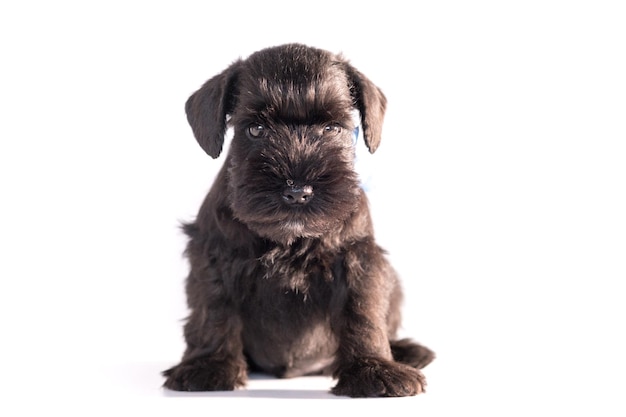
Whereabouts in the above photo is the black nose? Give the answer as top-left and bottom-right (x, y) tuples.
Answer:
(283, 185), (313, 205)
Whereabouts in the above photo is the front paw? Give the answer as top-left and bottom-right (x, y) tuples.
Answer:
(332, 358), (426, 397)
(162, 356), (247, 392)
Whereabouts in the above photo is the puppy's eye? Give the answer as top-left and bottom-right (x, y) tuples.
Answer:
(323, 124), (342, 136)
(247, 124), (266, 139)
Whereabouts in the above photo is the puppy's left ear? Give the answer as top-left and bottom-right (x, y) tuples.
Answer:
(344, 64), (387, 153)
(185, 60), (242, 158)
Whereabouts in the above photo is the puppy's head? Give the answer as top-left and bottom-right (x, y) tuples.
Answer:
(185, 44), (387, 244)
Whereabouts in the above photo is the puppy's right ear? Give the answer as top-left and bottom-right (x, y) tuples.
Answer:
(185, 60), (242, 158)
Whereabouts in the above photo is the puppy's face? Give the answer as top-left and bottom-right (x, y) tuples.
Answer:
(226, 49), (361, 243)
(185, 44), (387, 244)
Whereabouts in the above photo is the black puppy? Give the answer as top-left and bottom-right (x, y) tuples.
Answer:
(163, 43), (434, 397)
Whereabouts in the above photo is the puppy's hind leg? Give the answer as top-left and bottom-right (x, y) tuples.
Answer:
(390, 338), (436, 370)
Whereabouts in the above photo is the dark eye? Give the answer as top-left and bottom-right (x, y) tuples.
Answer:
(247, 124), (266, 139)
(323, 124), (342, 136)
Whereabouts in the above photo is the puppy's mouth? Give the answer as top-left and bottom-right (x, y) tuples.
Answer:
(229, 179), (361, 244)
(279, 219), (307, 236)
(239, 201), (340, 243)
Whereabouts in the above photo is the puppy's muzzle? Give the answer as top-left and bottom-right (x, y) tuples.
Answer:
(282, 183), (314, 205)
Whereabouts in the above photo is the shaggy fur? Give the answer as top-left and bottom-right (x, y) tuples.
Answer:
(163, 43), (434, 397)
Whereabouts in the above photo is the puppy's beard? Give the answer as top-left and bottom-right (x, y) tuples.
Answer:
(229, 189), (361, 245)
(227, 145), (362, 244)
(281, 219), (306, 236)
(238, 214), (340, 245)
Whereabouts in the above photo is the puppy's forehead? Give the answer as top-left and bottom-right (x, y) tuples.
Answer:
(236, 46), (354, 124)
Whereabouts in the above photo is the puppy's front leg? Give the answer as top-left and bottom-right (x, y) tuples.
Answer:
(331, 247), (426, 398)
(163, 268), (247, 391)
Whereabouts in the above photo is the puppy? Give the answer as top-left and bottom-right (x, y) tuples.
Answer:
(163, 43), (434, 397)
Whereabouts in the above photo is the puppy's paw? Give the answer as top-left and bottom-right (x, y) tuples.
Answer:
(162, 357), (247, 392)
(332, 358), (426, 397)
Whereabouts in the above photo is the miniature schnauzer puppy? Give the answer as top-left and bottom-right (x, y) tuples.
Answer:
(163, 43), (434, 397)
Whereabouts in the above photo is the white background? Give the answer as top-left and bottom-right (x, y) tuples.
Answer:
(1, 1), (625, 415)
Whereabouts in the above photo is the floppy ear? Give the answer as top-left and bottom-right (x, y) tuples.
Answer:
(185, 60), (242, 158)
(344, 64), (387, 153)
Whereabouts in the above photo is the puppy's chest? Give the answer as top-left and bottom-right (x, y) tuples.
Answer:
(239, 258), (344, 331)
(217, 239), (349, 322)
(253, 242), (344, 295)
